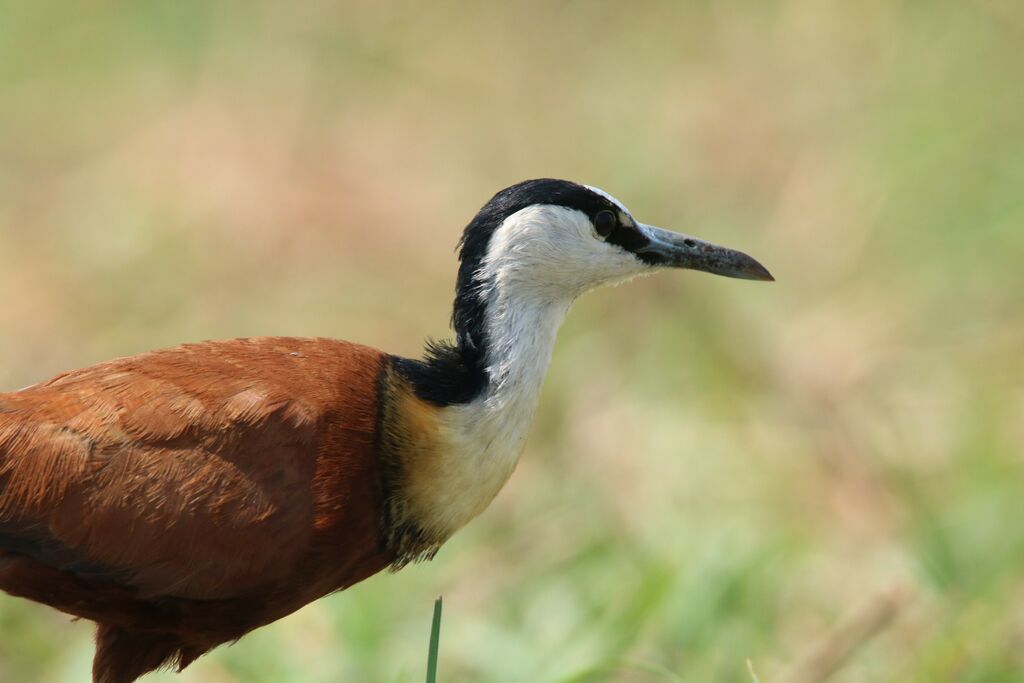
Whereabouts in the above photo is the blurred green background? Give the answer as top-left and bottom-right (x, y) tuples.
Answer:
(1, 1), (1022, 681)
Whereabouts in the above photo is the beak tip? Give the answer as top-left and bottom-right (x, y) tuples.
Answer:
(742, 257), (774, 282)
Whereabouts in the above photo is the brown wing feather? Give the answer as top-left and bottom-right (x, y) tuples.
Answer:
(0, 337), (388, 602)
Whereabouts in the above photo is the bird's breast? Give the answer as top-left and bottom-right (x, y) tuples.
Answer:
(377, 363), (537, 567)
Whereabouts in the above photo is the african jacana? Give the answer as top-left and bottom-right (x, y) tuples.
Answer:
(0, 178), (772, 682)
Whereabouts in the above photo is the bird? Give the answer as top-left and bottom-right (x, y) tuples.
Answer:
(0, 178), (772, 683)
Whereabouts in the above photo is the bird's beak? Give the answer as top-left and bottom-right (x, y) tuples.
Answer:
(634, 223), (774, 281)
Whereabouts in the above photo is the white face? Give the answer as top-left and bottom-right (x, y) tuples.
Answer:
(474, 201), (653, 302)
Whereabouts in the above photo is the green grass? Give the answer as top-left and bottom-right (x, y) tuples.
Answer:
(0, 2), (1022, 682)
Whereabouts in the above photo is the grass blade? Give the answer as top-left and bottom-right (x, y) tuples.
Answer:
(426, 596), (443, 683)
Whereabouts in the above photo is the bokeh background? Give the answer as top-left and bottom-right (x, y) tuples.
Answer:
(1, 2), (1022, 681)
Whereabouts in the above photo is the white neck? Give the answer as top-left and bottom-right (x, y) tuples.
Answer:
(419, 206), (596, 539)
(479, 288), (572, 416)
(427, 287), (571, 536)
(410, 202), (649, 542)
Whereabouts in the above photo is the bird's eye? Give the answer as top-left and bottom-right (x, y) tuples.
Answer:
(594, 210), (617, 238)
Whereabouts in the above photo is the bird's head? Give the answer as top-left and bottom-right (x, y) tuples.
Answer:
(452, 179), (772, 351)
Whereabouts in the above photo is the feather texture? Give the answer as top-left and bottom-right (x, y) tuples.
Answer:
(0, 337), (390, 682)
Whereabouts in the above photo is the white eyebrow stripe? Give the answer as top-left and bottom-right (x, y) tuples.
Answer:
(584, 184), (631, 215)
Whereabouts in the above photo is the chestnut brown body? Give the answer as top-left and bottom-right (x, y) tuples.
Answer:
(0, 337), (395, 682)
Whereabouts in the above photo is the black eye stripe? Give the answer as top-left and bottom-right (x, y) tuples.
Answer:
(606, 223), (652, 258)
(594, 210), (617, 237)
